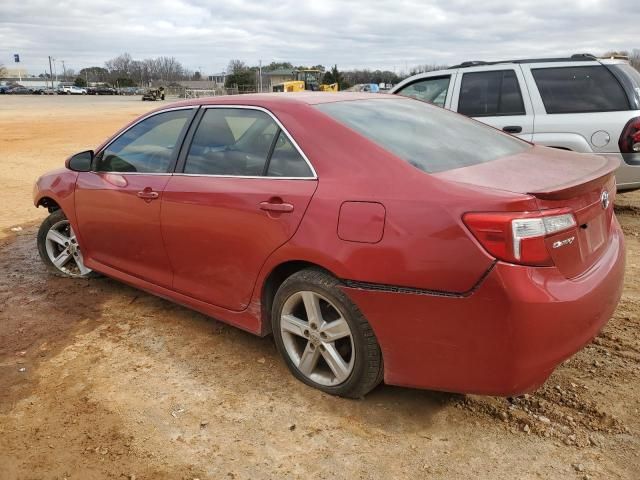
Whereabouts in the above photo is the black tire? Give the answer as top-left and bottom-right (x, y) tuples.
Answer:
(272, 268), (383, 398)
(37, 209), (96, 278)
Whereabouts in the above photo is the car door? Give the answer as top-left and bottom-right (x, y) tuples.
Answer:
(161, 106), (318, 312)
(74, 107), (197, 287)
(451, 65), (534, 140)
(393, 71), (457, 109)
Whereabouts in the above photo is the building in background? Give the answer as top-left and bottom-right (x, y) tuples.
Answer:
(263, 68), (296, 91)
(207, 73), (227, 87)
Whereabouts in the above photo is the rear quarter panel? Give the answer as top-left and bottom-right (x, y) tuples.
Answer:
(257, 104), (538, 293)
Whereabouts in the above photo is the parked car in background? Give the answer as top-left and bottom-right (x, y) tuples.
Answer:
(5, 85), (33, 94)
(119, 87), (138, 95)
(345, 83), (380, 93)
(33, 93), (624, 398)
(391, 54), (640, 191)
(31, 87), (56, 95)
(58, 85), (87, 95)
(67, 86), (87, 95)
(87, 86), (117, 95)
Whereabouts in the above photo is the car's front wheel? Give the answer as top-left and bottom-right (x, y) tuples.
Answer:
(37, 210), (93, 278)
(272, 269), (383, 398)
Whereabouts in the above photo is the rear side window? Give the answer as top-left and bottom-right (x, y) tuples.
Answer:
(316, 98), (529, 173)
(184, 108), (313, 177)
(608, 63), (640, 110)
(266, 131), (313, 177)
(532, 66), (630, 113)
(184, 109), (277, 176)
(458, 70), (526, 117)
(396, 76), (451, 107)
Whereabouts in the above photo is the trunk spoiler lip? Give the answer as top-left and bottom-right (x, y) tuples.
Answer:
(527, 155), (620, 200)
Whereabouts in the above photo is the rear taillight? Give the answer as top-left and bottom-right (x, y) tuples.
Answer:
(463, 210), (576, 266)
(619, 117), (640, 153)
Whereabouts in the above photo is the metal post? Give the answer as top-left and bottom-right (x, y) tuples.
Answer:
(48, 56), (54, 92)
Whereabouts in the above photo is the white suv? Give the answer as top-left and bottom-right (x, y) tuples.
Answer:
(391, 54), (640, 191)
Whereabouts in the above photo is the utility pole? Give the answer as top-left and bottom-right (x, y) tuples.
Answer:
(259, 59), (262, 93)
(48, 56), (55, 91)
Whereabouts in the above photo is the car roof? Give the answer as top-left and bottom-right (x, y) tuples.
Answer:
(168, 92), (401, 109)
(447, 53), (602, 68)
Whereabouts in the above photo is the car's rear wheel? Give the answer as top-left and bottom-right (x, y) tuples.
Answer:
(37, 210), (93, 278)
(272, 269), (383, 398)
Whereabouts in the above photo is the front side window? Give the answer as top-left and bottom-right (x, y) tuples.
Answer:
(316, 98), (529, 173)
(96, 109), (193, 173)
(184, 109), (278, 176)
(532, 66), (630, 114)
(458, 70), (526, 117)
(396, 76), (451, 107)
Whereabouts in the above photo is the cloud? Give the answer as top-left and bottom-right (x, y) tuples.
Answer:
(0, 0), (638, 75)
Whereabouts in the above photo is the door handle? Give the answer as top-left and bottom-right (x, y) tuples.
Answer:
(137, 190), (159, 200)
(260, 201), (294, 213)
(503, 125), (523, 134)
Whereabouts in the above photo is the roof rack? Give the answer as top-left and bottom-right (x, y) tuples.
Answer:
(448, 53), (598, 69)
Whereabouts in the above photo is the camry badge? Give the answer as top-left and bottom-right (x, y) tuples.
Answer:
(601, 190), (610, 210)
(553, 237), (575, 249)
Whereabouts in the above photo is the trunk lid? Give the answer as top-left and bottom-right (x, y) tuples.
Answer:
(436, 146), (620, 277)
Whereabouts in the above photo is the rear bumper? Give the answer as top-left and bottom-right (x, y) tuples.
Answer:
(342, 218), (625, 396)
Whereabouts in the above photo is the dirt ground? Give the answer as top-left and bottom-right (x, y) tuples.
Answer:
(0, 95), (638, 479)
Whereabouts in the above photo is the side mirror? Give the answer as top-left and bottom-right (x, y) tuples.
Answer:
(65, 150), (93, 172)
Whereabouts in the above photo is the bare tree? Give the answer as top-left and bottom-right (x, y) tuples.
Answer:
(103, 53), (191, 85)
(227, 59), (248, 75)
(0, 64), (6, 78)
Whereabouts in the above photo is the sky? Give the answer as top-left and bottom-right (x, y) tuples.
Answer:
(1, 0), (639, 76)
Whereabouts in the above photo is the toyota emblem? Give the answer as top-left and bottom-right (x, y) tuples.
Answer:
(601, 190), (610, 210)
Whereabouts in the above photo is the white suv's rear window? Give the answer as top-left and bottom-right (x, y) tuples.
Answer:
(316, 98), (529, 173)
(532, 66), (630, 114)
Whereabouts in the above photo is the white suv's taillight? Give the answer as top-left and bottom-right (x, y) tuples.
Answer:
(619, 117), (640, 154)
(463, 210), (577, 266)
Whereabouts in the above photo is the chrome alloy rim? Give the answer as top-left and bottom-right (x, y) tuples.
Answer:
(280, 291), (355, 386)
(45, 220), (92, 277)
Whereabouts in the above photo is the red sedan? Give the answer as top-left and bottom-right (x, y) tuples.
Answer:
(33, 93), (625, 398)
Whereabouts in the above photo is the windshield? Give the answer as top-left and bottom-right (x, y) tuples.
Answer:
(316, 98), (529, 173)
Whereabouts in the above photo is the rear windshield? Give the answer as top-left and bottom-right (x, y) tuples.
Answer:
(315, 98), (529, 173)
(532, 66), (630, 114)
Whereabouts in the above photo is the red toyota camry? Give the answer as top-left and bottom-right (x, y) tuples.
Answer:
(33, 93), (625, 398)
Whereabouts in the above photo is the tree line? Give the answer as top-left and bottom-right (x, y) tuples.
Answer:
(6, 48), (638, 89)
(68, 53), (194, 87)
(224, 60), (403, 90)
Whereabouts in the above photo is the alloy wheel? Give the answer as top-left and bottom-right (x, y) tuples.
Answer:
(44, 220), (92, 277)
(280, 291), (355, 386)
